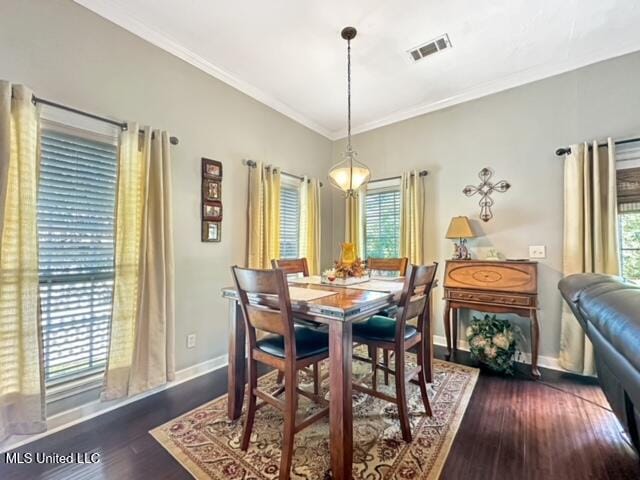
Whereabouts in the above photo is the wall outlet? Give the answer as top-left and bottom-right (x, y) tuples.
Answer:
(529, 245), (546, 259)
(187, 333), (197, 349)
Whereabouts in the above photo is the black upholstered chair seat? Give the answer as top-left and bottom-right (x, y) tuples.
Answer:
(256, 325), (329, 359)
(353, 315), (417, 343)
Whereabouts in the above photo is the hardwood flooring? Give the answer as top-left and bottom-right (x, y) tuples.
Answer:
(1, 347), (638, 479)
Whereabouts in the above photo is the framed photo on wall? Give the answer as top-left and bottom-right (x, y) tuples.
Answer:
(202, 158), (223, 179)
(202, 221), (221, 242)
(203, 178), (222, 201)
(203, 200), (222, 221)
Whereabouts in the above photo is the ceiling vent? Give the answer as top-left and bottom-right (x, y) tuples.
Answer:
(408, 34), (451, 62)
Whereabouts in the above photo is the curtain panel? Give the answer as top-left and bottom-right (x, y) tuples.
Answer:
(400, 170), (425, 264)
(300, 177), (321, 275)
(560, 140), (620, 375)
(103, 126), (175, 401)
(246, 162), (281, 269)
(0, 81), (46, 442)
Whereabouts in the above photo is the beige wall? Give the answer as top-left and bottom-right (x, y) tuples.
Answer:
(0, 0), (333, 373)
(331, 50), (640, 361)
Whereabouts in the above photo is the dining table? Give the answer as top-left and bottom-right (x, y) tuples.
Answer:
(221, 275), (433, 480)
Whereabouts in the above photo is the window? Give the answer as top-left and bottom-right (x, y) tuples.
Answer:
(37, 127), (118, 386)
(617, 143), (640, 284)
(619, 204), (640, 283)
(280, 179), (300, 259)
(364, 186), (401, 259)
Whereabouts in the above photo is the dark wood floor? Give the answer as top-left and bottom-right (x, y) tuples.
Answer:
(2, 347), (638, 479)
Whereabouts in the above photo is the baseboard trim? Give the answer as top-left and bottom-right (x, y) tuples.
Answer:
(1, 354), (228, 453)
(433, 335), (563, 372)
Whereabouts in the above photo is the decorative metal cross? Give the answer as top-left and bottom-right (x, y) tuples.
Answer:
(463, 167), (511, 222)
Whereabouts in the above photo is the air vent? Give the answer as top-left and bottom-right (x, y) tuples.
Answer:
(408, 34), (451, 62)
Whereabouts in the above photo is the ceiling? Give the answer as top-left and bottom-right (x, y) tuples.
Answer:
(75, 0), (640, 139)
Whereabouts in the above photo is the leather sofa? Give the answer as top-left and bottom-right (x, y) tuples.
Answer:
(558, 273), (640, 452)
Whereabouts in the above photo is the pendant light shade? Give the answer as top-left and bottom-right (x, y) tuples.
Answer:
(329, 26), (370, 196)
(328, 152), (371, 193)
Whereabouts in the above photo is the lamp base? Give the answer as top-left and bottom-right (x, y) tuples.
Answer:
(452, 238), (471, 260)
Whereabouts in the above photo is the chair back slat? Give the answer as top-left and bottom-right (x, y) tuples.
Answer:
(395, 263), (438, 342)
(231, 266), (295, 352)
(368, 257), (408, 276)
(272, 258), (309, 276)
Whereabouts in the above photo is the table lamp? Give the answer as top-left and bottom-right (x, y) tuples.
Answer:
(446, 216), (475, 259)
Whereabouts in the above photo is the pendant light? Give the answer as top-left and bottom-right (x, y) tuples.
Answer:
(328, 26), (371, 197)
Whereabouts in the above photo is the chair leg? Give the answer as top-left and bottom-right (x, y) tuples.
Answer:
(394, 349), (412, 442)
(279, 366), (298, 480)
(383, 350), (390, 385)
(241, 358), (258, 450)
(277, 370), (284, 385)
(312, 362), (320, 395)
(371, 346), (378, 390)
(417, 340), (433, 416)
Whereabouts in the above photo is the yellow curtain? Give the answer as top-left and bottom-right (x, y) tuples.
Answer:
(400, 170), (425, 264)
(103, 126), (175, 400)
(246, 162), (281, 268)
(300, 177), (321, 274)
(0, 82), (46, 441)
(560, 140), (619, 375)
(344, 187), (364, 257)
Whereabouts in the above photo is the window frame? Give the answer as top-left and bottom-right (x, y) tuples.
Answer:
(363, 178), (402, 260)
(279, 174), (302, 259)
(38, 112), (120, 397)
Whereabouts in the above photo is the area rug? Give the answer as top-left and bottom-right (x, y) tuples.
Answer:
(151, 353), (478, 480)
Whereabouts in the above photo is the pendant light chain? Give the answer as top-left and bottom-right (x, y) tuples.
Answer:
(347, 38), (352, 152)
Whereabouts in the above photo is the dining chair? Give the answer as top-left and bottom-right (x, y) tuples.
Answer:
(231, 266), (330, 480)
(352, 263), (438, 442)
(272, 257), (309, 276)
(367, 257), (409, 276)
(271, 257), (322, 392)
(366, 257), (409, 383)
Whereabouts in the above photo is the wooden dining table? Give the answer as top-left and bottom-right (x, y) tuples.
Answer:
(221, 276), (432, 480)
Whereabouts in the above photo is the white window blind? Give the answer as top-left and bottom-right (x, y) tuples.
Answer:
(280, 182), (300, 259)
(364, 188), (401, 259)
(37, 129), (118, 386)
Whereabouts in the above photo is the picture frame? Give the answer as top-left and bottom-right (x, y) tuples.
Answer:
(202, 200), (223, 221)
(202, 158), (223, 179)
(203, 178), (222, 201)
(202, 221), (221, 242)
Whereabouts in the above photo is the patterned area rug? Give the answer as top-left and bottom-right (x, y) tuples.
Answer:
(151, 353), (478, 479)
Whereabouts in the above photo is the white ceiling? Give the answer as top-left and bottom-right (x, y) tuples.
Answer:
(75, 0), (640, 139)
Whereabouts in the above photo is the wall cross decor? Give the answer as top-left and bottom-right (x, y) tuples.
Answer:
(463, 167), (511, 222)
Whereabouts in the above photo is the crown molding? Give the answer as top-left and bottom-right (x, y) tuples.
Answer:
(74, 1), (640, 143)
(332, 42), (640, 140)
(73, 0), (334, 139)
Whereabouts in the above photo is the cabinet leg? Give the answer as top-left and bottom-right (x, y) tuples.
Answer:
(530, 310), (541, 379)
(443, 301), (452, 355)
(452, 308), (458, 354)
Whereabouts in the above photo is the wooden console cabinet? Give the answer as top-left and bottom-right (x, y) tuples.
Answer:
(442, 259), (540, 378)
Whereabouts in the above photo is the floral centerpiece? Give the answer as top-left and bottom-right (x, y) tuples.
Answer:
(466, 314), (518, 374)
(322, 243), (369, 285)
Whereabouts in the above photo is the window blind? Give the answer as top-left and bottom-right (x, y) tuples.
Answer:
(364, 189), (401, 259)
(280, 183), (300, 259)
(37, 129), (118, 385)
(617, 167), (640, 205)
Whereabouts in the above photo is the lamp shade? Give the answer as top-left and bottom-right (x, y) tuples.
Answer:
(446, 216), (474, 239)
(328, 157), (371, 193)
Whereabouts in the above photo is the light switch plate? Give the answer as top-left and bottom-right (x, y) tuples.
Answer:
(187, 333), (197, 349)
(529, 245), (546, 259)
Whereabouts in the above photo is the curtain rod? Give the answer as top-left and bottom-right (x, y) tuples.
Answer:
(368, 170), (429, 184)
(555, 137), (640, 156)
(243, 159), (324, 187)
(32, 95), (179, 145)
